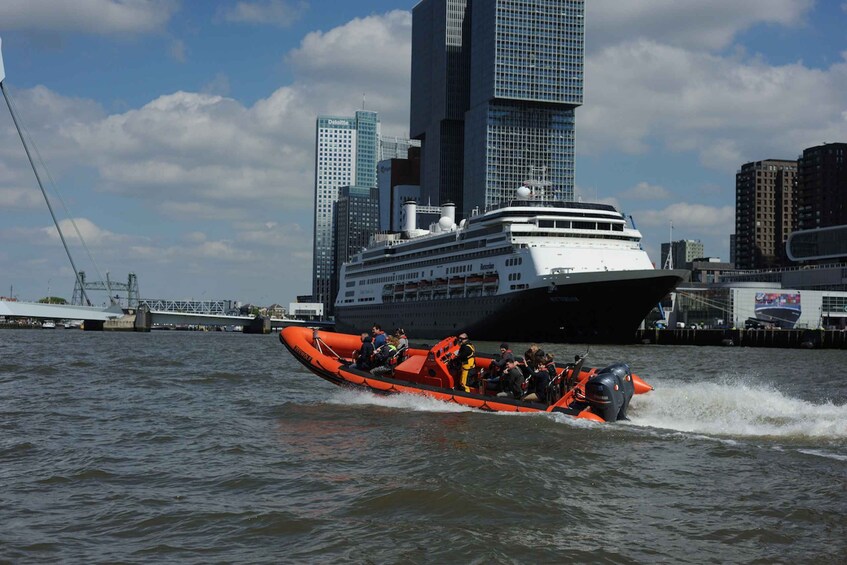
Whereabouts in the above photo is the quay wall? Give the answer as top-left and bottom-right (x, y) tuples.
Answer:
(635, 328), (847, 349)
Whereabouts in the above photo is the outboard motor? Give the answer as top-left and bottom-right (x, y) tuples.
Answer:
(584, 363), (635, 422)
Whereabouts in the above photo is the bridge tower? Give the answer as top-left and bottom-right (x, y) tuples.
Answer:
(72, 272), (140, 309)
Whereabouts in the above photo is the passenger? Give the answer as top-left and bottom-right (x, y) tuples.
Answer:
(496, 358), (524, 399)
(519, 344), (538, 378)
(355, 333), (375, 371)
(370, 336), (398, 375)
(543, 353), (561, 402)
(394, 328), (409, 360)
(491, 342), (515, 376)
(522, 360), (551, 403)
(372, 324), (387, 349)
(454, 333), (476, 392)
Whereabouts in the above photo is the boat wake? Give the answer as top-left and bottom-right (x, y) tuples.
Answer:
(627, 378), (847, 440)
(325, 388), (474, 413)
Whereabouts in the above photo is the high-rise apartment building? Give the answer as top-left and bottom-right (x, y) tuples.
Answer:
(797, 142), (847, 231)
(312, 111), (380, 313)
(411, 0), (584, 217)
(734, 159), (797, 270)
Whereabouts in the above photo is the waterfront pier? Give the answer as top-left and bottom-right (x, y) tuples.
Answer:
(636, 328), (847, 349)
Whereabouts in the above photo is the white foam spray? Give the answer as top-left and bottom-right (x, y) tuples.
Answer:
(628, 377), (847, 439)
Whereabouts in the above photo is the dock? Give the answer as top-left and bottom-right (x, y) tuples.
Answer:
(635, 328), (847, 349)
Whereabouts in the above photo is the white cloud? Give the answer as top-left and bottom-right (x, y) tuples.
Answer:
(579, 41), (847, 169)
(0, 0), (177, 35)
(619, 181), (672, 200)
(587, 0), (812, 52)
(0, 187), (42, 209)
(219, 0), (308, 28)
(634, 203), (735, 237)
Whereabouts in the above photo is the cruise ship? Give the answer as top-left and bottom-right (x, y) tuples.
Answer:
(334, 189), (688, 343)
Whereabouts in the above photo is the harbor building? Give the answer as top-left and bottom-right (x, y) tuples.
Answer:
(733, 159), (797, 269)
(312, 111), (380, 314)
(661, 239), (704, 270)
(410, 0), (584, 217)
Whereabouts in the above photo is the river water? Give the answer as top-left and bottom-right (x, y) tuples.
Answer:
(1, 330), (845, 563)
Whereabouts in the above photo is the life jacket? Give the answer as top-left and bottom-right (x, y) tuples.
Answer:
(460, 343), (476, 369)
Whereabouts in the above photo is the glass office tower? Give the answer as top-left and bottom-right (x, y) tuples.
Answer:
(411, 0), (584, 217)
(312, 111), (380, 314)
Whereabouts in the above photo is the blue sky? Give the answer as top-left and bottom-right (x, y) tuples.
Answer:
(1, 0), (846, 306)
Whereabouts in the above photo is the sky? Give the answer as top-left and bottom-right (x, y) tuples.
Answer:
(1, 0), (846, 306)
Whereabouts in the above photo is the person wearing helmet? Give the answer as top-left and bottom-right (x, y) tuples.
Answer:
(454, 333), (475, 392)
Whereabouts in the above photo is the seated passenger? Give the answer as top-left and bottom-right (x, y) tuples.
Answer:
(370, 336), (399, 375)
(490, 343), (515, 377)
(355, 333), (375, 370)
(394, 328), (409, 360)
(495, 359), (524, 399)
(371, 323), (387, 349)
(522, 361), (551, 403)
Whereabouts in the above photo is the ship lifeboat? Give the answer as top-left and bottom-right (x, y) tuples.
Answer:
(482, 274), (499, 285)
(433, 278), (448, 288)
(279, 327), (653, 422)
(448, 276), (465, 286)
(404, 282), (419, 292)
(466, 275), (483, 286)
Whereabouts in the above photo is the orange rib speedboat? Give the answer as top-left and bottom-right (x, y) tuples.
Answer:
(279, 326), (653, 423)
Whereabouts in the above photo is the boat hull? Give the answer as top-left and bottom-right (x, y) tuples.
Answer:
(335, 269), (687, 343)
(279, 327), (652, 421)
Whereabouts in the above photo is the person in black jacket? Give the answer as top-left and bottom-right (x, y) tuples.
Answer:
(491, 343), (515, 376)
(354, 333), (375, 370)
(522, 361), (551, 403)
(496, 358), (524, 399)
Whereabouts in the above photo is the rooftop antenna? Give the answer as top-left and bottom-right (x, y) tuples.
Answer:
(362, 92), (366, 110)
(664, 220), (674, 269)
(0, 37), (92, 305)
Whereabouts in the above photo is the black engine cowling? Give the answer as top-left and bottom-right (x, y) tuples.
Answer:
(584, 363), (634, 422)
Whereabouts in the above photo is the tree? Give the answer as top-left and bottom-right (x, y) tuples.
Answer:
(38, 296), (67, 304)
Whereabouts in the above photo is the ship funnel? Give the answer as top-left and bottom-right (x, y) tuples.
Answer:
(402, 199), (417, 233)
(441, 201), (456, 224)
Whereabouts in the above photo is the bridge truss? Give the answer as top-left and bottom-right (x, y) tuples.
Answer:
(72, 272), (140, 308)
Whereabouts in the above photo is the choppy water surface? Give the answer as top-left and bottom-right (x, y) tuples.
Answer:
(1, 330), (845, 563)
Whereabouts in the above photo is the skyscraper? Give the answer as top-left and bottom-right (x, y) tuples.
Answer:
(410, 0), (471, 215)
(334, 185), (380, 307)
(411, 0), (584, 217)
(312, 111), (380, 313)
(734, 159), (797, 270)
(797, 142), (847, 231)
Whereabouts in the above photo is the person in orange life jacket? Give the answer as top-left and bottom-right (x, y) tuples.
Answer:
(454, 333), (476, 392)
(394, 328), (409, 351)
(393, 328), (409, 362)
(355, 333), (375, 370)
(371, 323), (387, 349)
